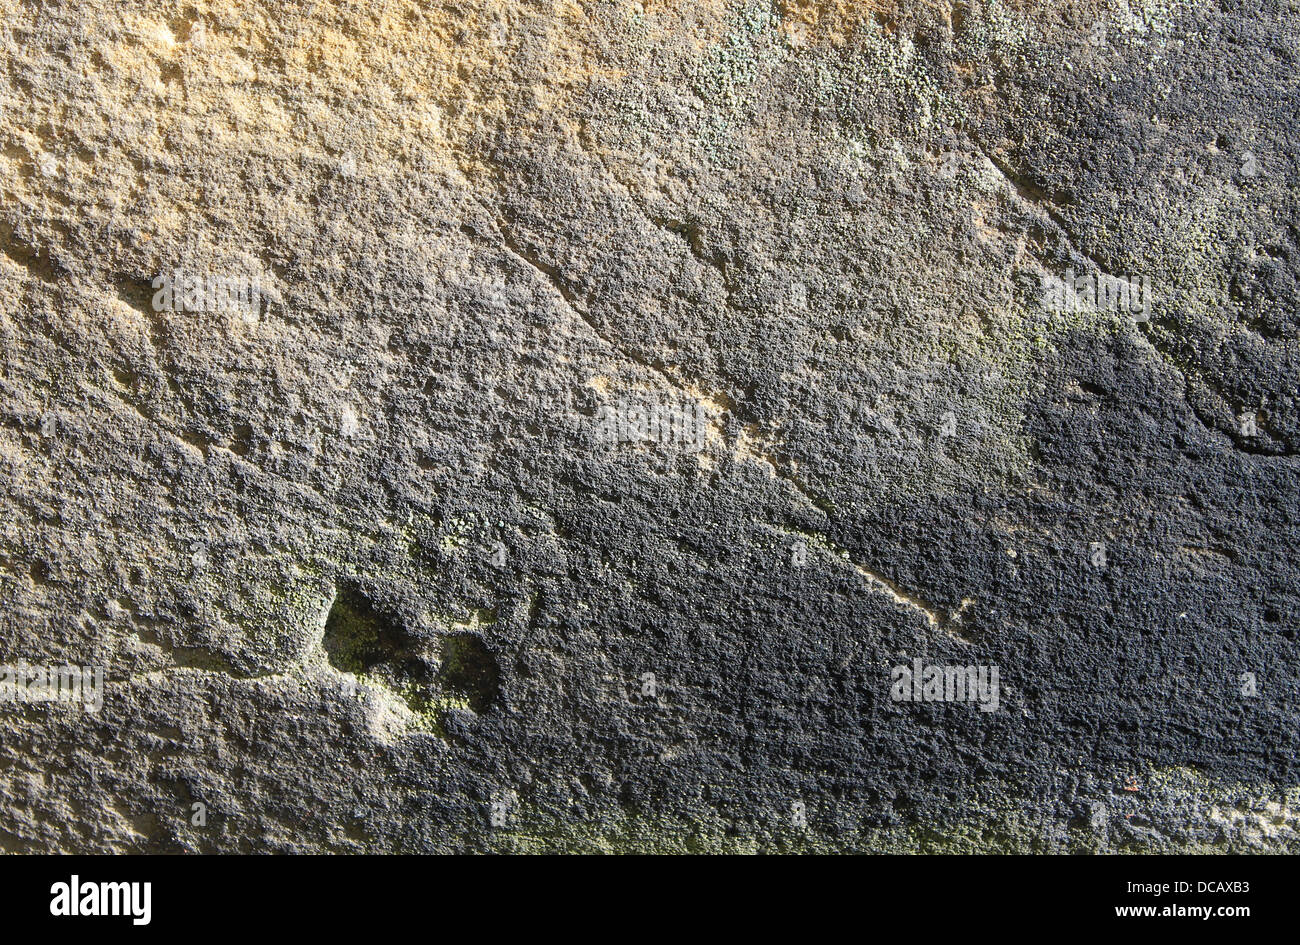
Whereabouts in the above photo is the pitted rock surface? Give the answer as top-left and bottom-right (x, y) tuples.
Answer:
(0, 0), (1297, 851)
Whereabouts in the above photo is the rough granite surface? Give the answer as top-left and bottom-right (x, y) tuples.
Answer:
(1, 0), (1298, 852)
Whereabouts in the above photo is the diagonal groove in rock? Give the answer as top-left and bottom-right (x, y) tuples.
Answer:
(577, 131), (740, 306)
(479, 202), (954, 626)
(482, 213), (847, 504)
(763, 523), (972, 643)
(482, 213), (693, 398)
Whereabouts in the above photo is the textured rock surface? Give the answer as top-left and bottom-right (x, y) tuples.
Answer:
(1, 0), (1297, 852)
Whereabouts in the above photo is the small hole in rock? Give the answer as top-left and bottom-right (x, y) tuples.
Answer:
(323, 585), (415, 676)
(437, 633), (500, 714)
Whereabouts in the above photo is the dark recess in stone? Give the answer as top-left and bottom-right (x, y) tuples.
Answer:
(322, 584), (499, 717)
(437, 633), (500, 714)
(322, 584), (415, 677)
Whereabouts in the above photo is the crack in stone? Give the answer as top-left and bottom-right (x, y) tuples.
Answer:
(479, 211), (698, 403)
(466, 177), (970, 639)
(462, 162), (967, 641)
(576, 131), (742, 316)
(764, 522), (974, 643)
(483, 212), (845, 506)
